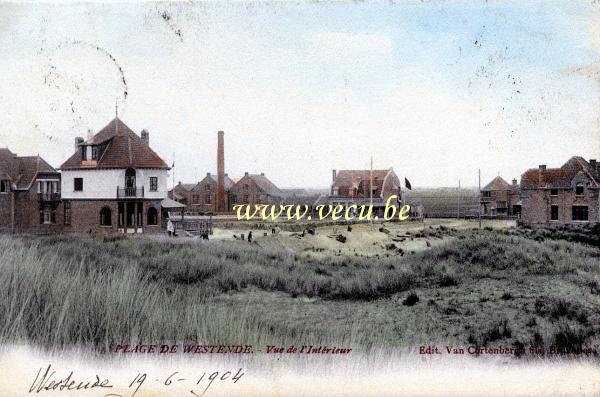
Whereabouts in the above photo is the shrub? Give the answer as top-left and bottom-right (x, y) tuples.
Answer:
(402, 292), (419, 306)
(438, 273), (459, 287)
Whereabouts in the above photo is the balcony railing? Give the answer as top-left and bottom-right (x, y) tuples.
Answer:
(39, 192), (61, 202)
(117, 187), (144, 198)
(480, 196), (492, 202)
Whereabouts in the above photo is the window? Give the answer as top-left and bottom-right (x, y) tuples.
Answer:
(205, 194), (211, 204)
(64, 201), (71, 225)
(550, 189), (558, 196)
(74, 178), (83, 191)
(125, 168), (136, 188)
(40, 207), (55, 224)
(572, 206), (588, 221)
(100, 207), (112, 226)
(244, 184), (250, 191)
(482, 191), (491, 197)
(91, 146), (99, 160)
(575, 183), (584, 196)
(147, 207), (158, 226)
(150, 177), (158, 192)
(205, 184), (211, 191)
(550, 205), (559, 221)
(0, 180), (9, 193)
(192, 194), (200, 204)
(243, 194), (249, 204)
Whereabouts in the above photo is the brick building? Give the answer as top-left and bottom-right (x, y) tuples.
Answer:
(229, 172), (283, 207)
(520, 156), (600, 226)
(191, 172), (234, 214)
(170, 182), (196, 206)
(59, 118), (170, 234)
(480, 176), (521, 217)
(0, 148), (62, 234)
(323, 168), (401, 216)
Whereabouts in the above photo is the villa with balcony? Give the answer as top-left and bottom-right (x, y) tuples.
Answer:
(59, 117), (171, 234)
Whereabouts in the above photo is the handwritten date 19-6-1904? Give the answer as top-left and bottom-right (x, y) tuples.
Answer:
(28, 364), (244, 397)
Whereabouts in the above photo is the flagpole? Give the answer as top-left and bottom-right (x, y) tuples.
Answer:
(458, 178), (461, 219)
(171, 152), (175, 200)
(478, 169), (482, 229)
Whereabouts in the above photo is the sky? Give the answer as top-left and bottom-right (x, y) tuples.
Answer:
(1, 1), (600, 188)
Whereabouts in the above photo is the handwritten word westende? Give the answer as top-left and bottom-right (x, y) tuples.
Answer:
(233, 195), (410, 221)
(29, 364), (244, 397)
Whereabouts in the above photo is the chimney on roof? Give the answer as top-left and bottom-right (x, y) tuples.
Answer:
(332, 169), (337, 182)
(590, 159), (597, 169)
(225, 173), (228, 177)
(178, 181), (182, 185)
(207, 172), (211, 176)
(512, 178), (518, 186)
(216, 131), (225, 213)
(244, 172), (249, 176)
(261, 172), (265, 176)
(87, 129), (93, 140)
(141, 129), (149, 146)
(74, 137), (84, 151)
(539, 165), (546, 171)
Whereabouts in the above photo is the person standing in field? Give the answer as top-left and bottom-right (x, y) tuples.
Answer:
(167, 219), (174, 237)
(248, 231), (253, 243)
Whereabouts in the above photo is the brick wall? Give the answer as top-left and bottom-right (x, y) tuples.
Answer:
(62, 199), (163, 235)
(521, 189), (599, 226)
(230, 176), (280, 208)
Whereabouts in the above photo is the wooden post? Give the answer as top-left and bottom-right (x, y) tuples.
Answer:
(478, 169), (482, 229)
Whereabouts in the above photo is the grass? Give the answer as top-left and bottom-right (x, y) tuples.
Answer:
(0, 221), (599, 354)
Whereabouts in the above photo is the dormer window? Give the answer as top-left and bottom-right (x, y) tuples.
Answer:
(575, 183), (584, 196)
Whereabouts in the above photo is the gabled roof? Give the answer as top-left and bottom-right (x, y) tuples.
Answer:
(482, 176), (513, 191)
(199, 173), (234, 190)
(60, 118), (169, 170)
(331, 168), (399, 197)
(521, 156), (600, 189)
(174, 183), (197, 191)
(0, 148), (58, 190)
(333, 170), (390, 189)
(235, 174), (282, 196)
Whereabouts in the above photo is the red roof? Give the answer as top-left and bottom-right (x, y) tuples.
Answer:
(0, 148), (58, 190)
(60, 118), (169, 170)
(520, 156), (600, 189)
(481, 176), (514, 191)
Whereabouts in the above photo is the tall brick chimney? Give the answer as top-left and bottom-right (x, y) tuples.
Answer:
(216, 131), (225, 213)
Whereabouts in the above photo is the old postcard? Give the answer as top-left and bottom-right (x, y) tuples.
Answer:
(0, 1), (599, 396)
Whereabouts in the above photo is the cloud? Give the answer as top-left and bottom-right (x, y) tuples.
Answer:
(307, 31), (394, 55)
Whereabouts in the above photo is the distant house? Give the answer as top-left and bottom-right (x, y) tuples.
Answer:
(229, 172), (283, 207)
(60, 118), (170, 234)
(170, 182), (197, 207)
(520, 156), (600, 226)
(324, 168), (401, 216)
(480, 176), (520, 217)
(0, 148), (62, 234)
(192, 172), (234, 214)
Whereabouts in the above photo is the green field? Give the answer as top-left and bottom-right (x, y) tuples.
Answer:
(1, 219), (599, 354)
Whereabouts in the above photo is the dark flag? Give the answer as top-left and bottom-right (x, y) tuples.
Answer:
(405, 178), (412, 190)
